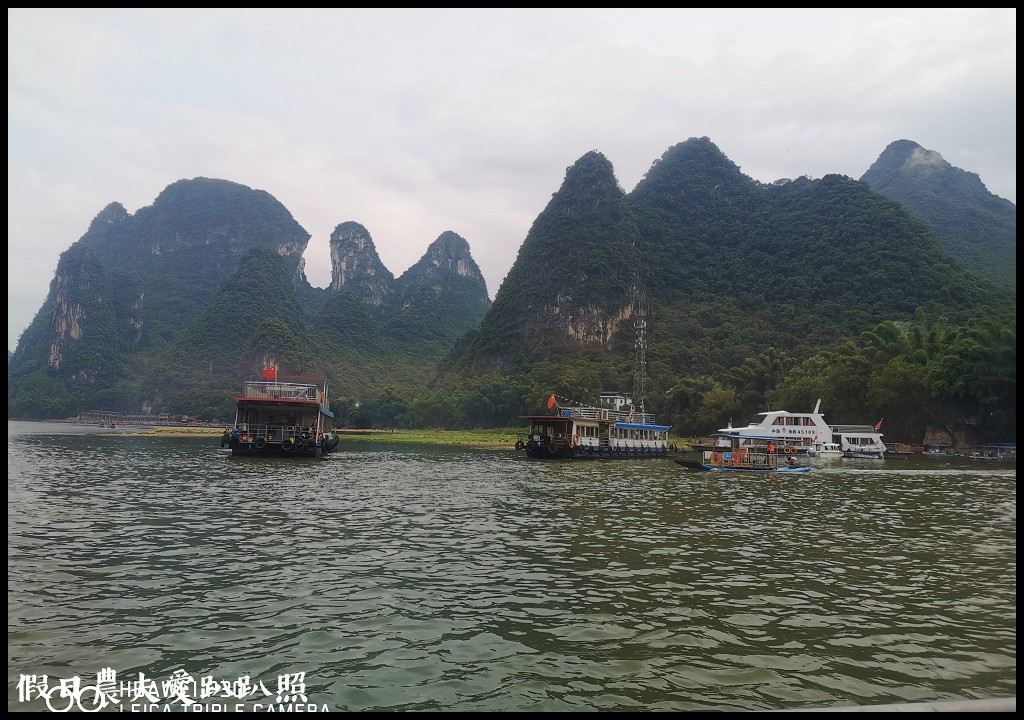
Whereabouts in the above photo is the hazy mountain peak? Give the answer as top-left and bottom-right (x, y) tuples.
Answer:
(328, 221), (395, 305)
(861, 139), (1015, 289)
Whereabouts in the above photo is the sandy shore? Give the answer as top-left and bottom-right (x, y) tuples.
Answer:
(110, 425), (228, 437)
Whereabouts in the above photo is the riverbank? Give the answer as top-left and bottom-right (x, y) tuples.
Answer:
(106, 425), (699, 450)
(107, 425), (523, 447)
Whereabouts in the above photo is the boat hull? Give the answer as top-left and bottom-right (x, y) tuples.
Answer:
(523, 442), (672, 460)
(228, 434), (339, 458)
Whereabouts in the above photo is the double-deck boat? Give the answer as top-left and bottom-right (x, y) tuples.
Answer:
(516, 392), (677, 460)
(712, 399), (887, 458)
(222, 368), (339, 457)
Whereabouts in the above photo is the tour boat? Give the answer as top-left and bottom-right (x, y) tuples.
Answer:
(221, 367), (339, 457)
(516, 392), (677, 460)
(713, 399), (887, 458)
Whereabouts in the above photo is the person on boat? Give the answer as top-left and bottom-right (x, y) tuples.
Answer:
(786, 456), (798, 468)
(767, 442), (775, 454)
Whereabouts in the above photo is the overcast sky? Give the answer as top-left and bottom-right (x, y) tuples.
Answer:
(7, 8), (1017, 352)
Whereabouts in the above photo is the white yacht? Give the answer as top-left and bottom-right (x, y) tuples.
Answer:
(807, 441), (844, 457)
(715, 399), (886, 457)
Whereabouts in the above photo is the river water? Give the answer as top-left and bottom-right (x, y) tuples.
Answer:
(7, 421), (1016, 712)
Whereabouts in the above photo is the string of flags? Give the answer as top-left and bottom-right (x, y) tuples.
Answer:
(546, 393), (589, 410)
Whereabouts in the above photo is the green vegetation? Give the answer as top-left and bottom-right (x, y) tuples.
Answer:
(7, 141), (1016, 447)
(861, 139), (1016, 290)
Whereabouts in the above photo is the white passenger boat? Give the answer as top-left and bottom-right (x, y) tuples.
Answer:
(714, 399), (887, 458)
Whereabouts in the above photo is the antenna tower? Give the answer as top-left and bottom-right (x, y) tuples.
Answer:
(633, 287), (647, 413)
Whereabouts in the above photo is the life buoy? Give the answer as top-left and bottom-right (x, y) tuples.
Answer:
(254, 436), (267, 449)
(783, 446), (795, 454)
(710, 452), (722, 466)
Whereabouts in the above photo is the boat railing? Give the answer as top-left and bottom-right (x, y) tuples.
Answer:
(233, 423), (320, 443)
(706, 448), (781, 469)
(562, 405), (655, 424)
(242, 381), (321, 402)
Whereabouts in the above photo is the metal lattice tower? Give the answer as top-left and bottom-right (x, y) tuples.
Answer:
(633, 289), (647, 413)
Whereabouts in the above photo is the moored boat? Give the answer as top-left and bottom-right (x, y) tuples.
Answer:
(677, 434), (810, 473)
(920, 443), (959, 458)
(222, 366), (339, 458)
(712, 399), (887, 458)
(516, 392), (677, 460)
(967, 444), (1016, 461)
(806, 441), (843, 458)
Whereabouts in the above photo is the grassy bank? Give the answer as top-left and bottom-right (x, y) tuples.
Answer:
(121, 425), (521, 447)
(335, 428), (521, 447)
(122, 425), (695, 450)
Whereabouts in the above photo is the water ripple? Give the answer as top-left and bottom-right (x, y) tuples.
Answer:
(7, 423), (1016, 711)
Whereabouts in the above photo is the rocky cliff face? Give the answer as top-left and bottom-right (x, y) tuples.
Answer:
(9, 178), (317, 409)
(457, 150), (641, 365)
(9, 177), (495, 418)
(328, 221), (395, 307)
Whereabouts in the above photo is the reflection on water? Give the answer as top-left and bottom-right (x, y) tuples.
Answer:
(7, 422), (1016, 711)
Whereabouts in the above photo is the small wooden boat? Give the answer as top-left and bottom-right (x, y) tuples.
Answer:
(676, 433), (810, 473)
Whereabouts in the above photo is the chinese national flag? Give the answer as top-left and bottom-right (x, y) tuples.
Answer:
(874, 418), (883, 431)
(263, 365), (277, 380)
(547, 394), (556, 410)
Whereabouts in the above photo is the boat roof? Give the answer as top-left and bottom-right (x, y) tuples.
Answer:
(716, 432), (779, 441)
(235, 396), (320, 405)
(519, 415), (670, 430)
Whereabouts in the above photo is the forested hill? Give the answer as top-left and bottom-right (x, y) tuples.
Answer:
(860, 139), (1016, 290)
(7, 139), (1014, 441)
(7, 179), (491, 419)
(450, 137), (1009, 376)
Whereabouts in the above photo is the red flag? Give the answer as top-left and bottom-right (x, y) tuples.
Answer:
(547, 394), (556, 410)
(874, 418), (883, 431)
(262, 365), (277, 380)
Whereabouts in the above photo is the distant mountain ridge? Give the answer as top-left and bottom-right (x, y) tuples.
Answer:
(7, 137), (1014, 422)
(449, 137), (1010, 381)
(860, 139), (1016, 290)
(8, 179), (491, 418)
